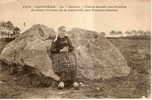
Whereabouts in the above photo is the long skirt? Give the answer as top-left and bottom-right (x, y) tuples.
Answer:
(51, 52), (77, 82)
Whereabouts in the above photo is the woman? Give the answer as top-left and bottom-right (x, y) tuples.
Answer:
(51, 26), (79, 89)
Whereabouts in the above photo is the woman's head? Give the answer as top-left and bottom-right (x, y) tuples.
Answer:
(58, 26), (66, 37)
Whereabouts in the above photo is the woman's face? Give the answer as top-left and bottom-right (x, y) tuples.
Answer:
(59, 28), (66, 37)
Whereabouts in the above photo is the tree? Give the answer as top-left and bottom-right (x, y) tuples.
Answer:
(110, 30), (122, 36)
(110, 30), (116, 35)
(0, 21), (20, 38)
(131, 30), (137, 35)
(0, 21), (6, 28)
(117, 31), (122, 35)
(100, 32), (106, 36)
(137, 30), (144, 36)
(125, 31), (131, 35)
(144, 31), (151, 36)
(6, 21), (14, 30)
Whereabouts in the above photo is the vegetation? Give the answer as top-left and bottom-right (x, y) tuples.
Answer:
(0, 37), (150, 98)
(0, 21), (14, 30)
(109, 30), (150, 38)
(0, 21), (20, 38)
(0, 24), (150, 98)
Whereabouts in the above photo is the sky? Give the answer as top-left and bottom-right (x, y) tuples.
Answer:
(0, 0), (151, 33)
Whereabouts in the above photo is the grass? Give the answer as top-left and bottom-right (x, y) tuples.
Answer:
(106, 38), (151, 98)
(0, 37), (151, 98)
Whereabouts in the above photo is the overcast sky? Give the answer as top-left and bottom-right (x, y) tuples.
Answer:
(0, 0), (150, 33)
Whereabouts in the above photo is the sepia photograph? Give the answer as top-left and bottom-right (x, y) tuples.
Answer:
(0, 0), (151, 98)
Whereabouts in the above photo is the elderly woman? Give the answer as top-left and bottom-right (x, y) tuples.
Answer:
(51, 26), (79, 89)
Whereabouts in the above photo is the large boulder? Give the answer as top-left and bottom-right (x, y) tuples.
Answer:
(0, 24), (130, 81)
(68, 28), (130, 80)
(0, 24), (60, 81)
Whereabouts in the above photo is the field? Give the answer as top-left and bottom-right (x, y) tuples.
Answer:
(0, 37), (151, 98)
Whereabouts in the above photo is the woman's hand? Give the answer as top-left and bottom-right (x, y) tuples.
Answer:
(60, 47), (68, 52)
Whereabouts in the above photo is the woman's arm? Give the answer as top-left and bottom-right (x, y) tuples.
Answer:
(66, 37), (74, 52)
(50, 41), (59, 53)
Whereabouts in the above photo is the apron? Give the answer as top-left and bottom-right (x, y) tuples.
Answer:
(51, 52), (77, 81)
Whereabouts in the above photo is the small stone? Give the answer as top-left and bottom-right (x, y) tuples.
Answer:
(58, 92), (65, 95)
(79, 82), (88, 87)
(0, 81), (5, 84)
(96, 87), (100, 91)
(142, 96), (146, 98)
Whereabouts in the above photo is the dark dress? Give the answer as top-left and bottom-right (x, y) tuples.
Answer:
(51, 36), (77, 82)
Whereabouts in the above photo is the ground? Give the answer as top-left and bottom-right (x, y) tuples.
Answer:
(0, 38), (151, 98)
